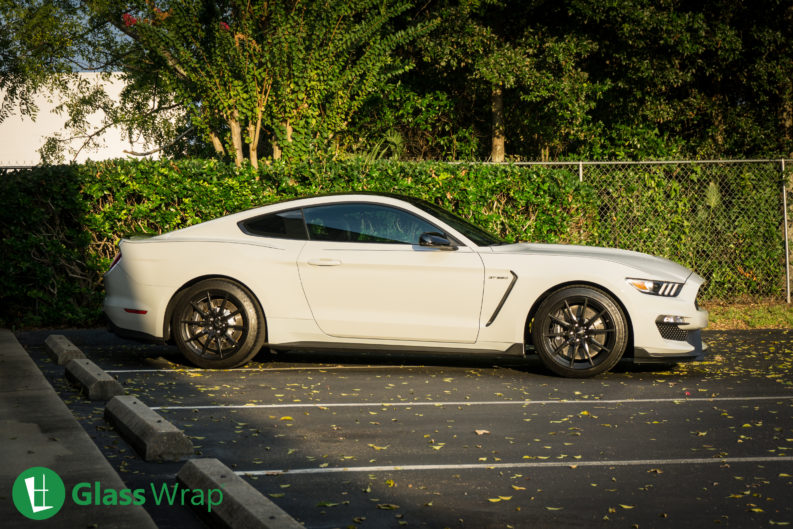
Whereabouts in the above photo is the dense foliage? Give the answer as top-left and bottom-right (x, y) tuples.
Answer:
(107, 0), (431, 166)
(1, 159), (786, 327)
(2, 0), (792, 163)
(2, 0), (431, 166)
(359, 0), (793, 161)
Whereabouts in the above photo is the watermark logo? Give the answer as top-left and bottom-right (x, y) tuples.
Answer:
(11, 467), (221, 519)
(12, 467), (66, 520)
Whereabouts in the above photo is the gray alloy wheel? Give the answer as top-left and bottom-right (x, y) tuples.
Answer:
(173, 279), (265, 369)
(531, 286), (628, 378)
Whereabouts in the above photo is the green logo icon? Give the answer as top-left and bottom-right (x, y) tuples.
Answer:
(12, 467), (66, 520)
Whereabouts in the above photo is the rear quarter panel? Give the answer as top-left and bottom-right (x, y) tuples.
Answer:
(115, 236), (309, 338)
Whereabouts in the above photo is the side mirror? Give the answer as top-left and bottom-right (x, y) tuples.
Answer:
(419, 232), (457, 251)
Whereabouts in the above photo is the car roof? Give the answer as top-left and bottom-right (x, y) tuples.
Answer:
(259, 191), (434, 210)
(150, 191), (507, 247)
(156, 193), (435, 239)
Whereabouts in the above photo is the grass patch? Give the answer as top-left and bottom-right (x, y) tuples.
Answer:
(703, 301), (793, 330)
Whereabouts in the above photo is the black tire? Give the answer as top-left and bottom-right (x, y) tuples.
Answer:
(172, 279), (266, 369)
(531, 286), (628, 378)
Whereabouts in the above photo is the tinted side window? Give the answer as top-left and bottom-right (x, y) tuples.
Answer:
(303, 203), (438, 244)
(240, 209), (307, 240)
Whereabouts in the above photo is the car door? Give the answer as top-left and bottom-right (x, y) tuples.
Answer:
(297, 202), (485, 343)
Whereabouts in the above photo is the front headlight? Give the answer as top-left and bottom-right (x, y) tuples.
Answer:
(626, 278), (683, 297)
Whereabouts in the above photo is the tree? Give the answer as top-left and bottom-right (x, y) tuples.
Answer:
(3, 0), (429, 166)
(411, 0), (602, 161)
(4, 0), (791, 163)
(106, 0), (432, 166)
(0, 0), (92, 123)
(709, 0), (793, 157)
(375, 0), (792, 161)
(568, 0), (793, 158)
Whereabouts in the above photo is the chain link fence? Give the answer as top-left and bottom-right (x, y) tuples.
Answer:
(512, 160), (792, 303)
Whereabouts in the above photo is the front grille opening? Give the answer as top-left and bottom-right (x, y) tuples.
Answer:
(656, 322), (689, 341)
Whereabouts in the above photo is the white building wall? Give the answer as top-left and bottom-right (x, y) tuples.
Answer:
(0, 72), (156, 166)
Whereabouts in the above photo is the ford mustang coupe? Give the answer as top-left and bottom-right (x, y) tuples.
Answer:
(104, 193), (708, 377)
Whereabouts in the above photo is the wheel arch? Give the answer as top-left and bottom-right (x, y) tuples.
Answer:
(523, 280), (634, 355)
(162, 275), (267, 342)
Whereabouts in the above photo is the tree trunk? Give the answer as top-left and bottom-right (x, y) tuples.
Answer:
(247, 123), (258, 170)
(272, 138), (282, 160)
(272, 121), (293, 160)
(285, 121), (293, 143)
(209, 132), (225, 155)
(491, 85), (505, 163)
(229, 111), (244, 167)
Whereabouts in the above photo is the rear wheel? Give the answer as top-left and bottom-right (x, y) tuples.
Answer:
(531, 286), (628, 378)
(173, 279), (265, 368)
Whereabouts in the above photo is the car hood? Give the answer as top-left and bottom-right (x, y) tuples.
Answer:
(491, 243), (694, 283)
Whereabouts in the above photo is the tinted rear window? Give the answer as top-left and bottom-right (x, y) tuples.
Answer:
(240, 209), (307, 240)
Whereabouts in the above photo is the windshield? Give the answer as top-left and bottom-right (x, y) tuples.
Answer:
(404, 197), (507, 246)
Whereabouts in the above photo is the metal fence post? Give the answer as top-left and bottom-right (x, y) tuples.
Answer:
(578, 161), (583, 182)
(783, 159), (791, 304)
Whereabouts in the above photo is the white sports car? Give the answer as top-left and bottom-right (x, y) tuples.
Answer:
(104, 193), (708, 377)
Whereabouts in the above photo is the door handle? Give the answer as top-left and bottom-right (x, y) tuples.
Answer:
(307, 258), (342, 266)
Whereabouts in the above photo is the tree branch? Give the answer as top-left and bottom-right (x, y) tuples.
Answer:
(123, 126), (195, 156)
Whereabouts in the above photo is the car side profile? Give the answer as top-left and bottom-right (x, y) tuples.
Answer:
(104, 193), (708, 377)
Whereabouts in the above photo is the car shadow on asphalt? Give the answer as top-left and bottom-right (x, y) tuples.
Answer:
(14, 327), (713, 378)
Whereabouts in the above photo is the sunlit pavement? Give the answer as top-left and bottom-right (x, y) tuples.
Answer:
(17, 329), (793, 529)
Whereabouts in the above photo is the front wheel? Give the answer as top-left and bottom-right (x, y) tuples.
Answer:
(531, 286), (628, 378)
(172, 279), (266, 369)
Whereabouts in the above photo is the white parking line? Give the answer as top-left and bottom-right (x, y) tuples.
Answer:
(105, 365), (411, 374)
(236, 455), (793, 476)
(151, 395), (793, 411)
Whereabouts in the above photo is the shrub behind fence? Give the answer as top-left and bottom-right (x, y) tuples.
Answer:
(556, 160), (791, 301)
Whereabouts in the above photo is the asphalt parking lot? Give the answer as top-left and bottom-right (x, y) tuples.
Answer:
(17, 328), (793, 529)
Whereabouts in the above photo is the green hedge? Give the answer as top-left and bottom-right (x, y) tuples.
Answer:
(1, 159), (785, 327)
(0, 159), (593, 327)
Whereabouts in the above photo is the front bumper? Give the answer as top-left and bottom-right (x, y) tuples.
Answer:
(633, 329), (708, 364)
(626, 270), (709, 364)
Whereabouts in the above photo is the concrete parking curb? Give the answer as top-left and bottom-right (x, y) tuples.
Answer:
(177, 458), (303, 529)
(65, 358), (126, 400)
(105, 395), (194, 461)
(44, 333), (86, 365)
